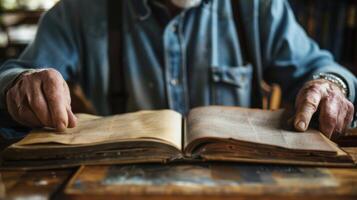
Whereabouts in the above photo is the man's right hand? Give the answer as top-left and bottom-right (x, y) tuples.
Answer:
(6, 68), (77, 131)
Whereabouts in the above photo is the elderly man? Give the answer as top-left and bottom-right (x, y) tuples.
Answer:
(0, 0), (356, 140)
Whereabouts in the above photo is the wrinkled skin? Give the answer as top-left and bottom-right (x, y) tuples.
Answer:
(294, 79), (354, 139)
(6, 68), (77, 131)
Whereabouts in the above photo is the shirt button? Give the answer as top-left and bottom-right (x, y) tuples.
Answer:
(171, 24), (178, 33)
(170, 79), (179, 86)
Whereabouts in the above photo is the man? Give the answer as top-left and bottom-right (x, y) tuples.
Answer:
(0, 0), (356, 140)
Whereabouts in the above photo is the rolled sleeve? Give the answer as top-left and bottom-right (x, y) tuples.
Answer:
(0, 65), (34, 110)
(309, 65), (357, 104)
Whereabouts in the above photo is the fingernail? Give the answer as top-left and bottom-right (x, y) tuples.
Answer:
(297, 121), (306, 131)
(57, 122), (66, 131)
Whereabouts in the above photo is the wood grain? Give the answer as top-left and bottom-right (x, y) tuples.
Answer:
(0, 168), (75, 199)
(64, 161), (357, 200)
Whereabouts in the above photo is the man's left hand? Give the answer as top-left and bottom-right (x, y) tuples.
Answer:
(294, 79), (354, 139)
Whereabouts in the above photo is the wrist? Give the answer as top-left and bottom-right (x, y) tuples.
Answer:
(312, 73), (348, 97)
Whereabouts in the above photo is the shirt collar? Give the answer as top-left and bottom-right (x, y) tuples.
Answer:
(133, 0), (211, 21)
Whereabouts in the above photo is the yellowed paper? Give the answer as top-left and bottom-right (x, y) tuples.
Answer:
(187, 106), (336, 152)
(16, 110), (182, 150)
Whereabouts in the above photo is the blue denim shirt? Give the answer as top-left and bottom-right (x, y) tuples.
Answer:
(0, 0), (356, 139)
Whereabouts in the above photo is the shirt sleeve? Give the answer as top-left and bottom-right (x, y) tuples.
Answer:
(0, 1), (79, 113)
(259, 0), (357, 106)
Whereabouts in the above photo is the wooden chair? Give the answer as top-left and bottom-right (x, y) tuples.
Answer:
(261, 81), (281, 110)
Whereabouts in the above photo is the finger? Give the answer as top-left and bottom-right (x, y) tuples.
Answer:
(319, 97), (338, 138)
(63, 82), (76, 128)
(333, 106), (347, 139)
(67, 106), (77, 128)
(335, 98), (348, 133)
(26, 80), (52, 127)
(343, 101), (354, 132)
(294, 89), (322, 131)
(41, 70), (68, 131)
(63, 81), (72, 103)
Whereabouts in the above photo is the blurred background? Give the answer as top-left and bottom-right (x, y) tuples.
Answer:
(0, 0), (356, 75)
(0, 0), (58, 65)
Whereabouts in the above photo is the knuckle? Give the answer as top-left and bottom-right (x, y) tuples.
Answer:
(46, 68), (61, 77)
(306, 95), (320, 105)
(301, 99), (318, 112)
(325, 94), (335, 102)
(324, 97), (338, 109)
(304, 83), (323, 95)
(308, 84), (322, 93)
(346, 101), (354, 112)
(40, 69), (62, 82)
(19, 74), (29, 82)
(22, 72), (40, 83)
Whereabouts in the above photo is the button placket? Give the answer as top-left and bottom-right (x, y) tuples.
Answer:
(163, 18), (186, 113)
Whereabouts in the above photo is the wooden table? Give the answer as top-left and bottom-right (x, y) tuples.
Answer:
(1, 147), (357, 200)
(0, 168), (74, 200)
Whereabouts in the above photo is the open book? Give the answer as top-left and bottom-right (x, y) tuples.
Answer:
(1, 106), (355, 169)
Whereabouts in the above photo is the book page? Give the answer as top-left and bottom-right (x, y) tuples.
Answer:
(186, 106), (337, 152)
(15, 110), (182, 150)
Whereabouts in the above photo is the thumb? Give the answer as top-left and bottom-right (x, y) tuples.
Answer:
(294, 101), (320, 132)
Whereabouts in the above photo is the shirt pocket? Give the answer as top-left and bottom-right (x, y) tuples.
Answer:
(210, 63), (253, 107)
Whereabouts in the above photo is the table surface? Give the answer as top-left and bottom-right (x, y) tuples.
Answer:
(1, 147), (357, 200)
